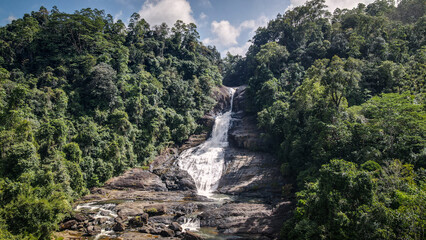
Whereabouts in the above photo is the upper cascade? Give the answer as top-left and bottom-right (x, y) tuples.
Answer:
(177, 87), (236, 197)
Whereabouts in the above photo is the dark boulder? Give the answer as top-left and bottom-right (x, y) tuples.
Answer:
(113, 221), (125, 232)
(144, 205), (167, 216)
(59, 220), (77, 231)
(169, 221), (182, 232)
(182, 231), (205, 240)
(128, 213), (149, 228)
(85, 225), (101, 236)
(159, 168), (197, 191)
(160, 228), (175, 237)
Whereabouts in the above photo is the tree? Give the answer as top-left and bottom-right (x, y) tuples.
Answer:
(321, 56), (361, 109)
(86, 63), (118, 108)
(255, 42), (289, 73)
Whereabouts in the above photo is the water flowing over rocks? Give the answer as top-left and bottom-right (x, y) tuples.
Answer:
(57, 85), (292, 240)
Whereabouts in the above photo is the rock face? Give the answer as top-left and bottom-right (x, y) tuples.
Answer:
(104, 168), (167, 191)
(219, 85), (283, 198)
(211, 85), (232, 115)
(228, 86), (271, 152)
(200, 203), (279, 235)
(218, 148), (283, 197)
(150, 148), (197, 192)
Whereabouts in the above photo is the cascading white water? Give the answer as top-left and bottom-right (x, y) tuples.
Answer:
(75, 202), (118, 239)
(178, 88), (236, 197)
(180, 217), (201, 232)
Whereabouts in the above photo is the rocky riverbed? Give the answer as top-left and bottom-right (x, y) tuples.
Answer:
(56, 86), (292, 240)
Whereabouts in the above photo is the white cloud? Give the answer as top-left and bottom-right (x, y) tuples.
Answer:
(211, 20), (240, 47)
(199, 0), (212, 8)
(199, 12), (207, 20)
(202, 38), (212, 46)
(114, 10), (123, 22)
(138, 0), (195, 27)
(287, 0), (375, 11)
(225, 41), (252, 56)
(240, 16), (268, 37)
(205, 16), (268, 49)
(7, 15), (16, 23)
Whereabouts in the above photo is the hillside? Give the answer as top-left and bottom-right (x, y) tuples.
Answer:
(0, 7), (223, 239)
(222, 0), (425, 239)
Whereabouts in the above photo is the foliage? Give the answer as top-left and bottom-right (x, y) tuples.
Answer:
(223, 0), (426, 239)
(0, 6), (222, 239)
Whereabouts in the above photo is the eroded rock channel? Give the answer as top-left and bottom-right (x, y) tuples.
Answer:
(57, 86), (292, 240)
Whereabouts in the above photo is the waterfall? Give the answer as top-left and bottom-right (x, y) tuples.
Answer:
(178, 88), (236, 197)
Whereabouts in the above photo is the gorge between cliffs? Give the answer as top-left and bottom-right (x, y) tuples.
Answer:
(57, 86), (292, 240)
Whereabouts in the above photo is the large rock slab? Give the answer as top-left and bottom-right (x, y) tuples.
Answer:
(217, 148), (283, 198)
(211, 85), (232, 115)
(104, 168), (167, 191)
(149, 148), (197, 192)
(228, 86), (271, 152)
(229, 115), (270, 151)
(199, 202), (291, 236)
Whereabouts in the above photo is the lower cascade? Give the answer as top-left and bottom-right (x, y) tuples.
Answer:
(178, 88), (236, 197)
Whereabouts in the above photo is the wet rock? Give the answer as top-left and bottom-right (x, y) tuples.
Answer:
(60, 220), (77, 231)
(159, 168), (197, 191)
(217, 148), (283, 197)
(85, 225), (101, 236)
(95, 217), (107, 225)
(228, 86), (270, 152)
(116, 206), (144, 219)
(113, 221), (125, 232)
(182, 231), (205, 240)
(149, 215), (174, 225)
(231, 85), (248, 113)
(198, 116), (215, 132)
(149, 149), (197, 192)
(228, 115), (269, 151)
(138, 225), (152, 233)
(90, 188), (107, 195)
(211, 85), (232, 115)
(200, 203), (272, 234)
(175, 230), (183, 237)
(115, 215), (128, 223)
(172, 202), (199, 215)
(72, 213), (87, 222)
(144, 205), (167, 216)
(104, 168), (167, 191)
(149, 148), (178, 172)
(169, 222), (182, 232)
(149, 224), (167, 235)
(128, 213), (149, 227)
(77, 223), (84, 230)
(160, 228), (175, 237)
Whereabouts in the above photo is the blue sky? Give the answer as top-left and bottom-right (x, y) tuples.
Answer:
(0, 0), (374, 56)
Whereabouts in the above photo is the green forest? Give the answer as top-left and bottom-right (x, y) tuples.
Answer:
(223, 0), (425, 239)
(0, 0), (425, 239)
(0, 6), (222, 239)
